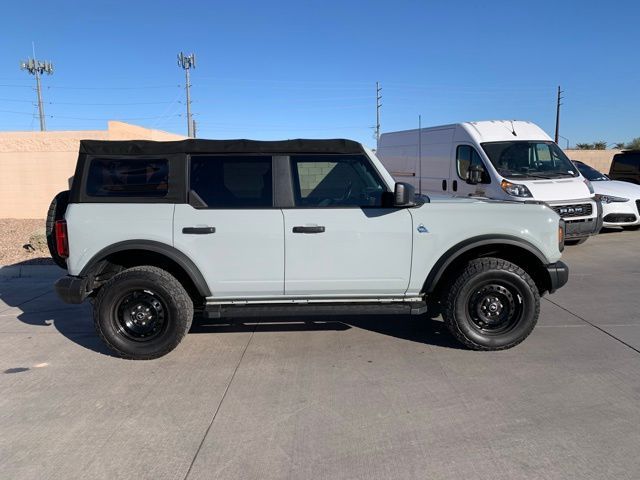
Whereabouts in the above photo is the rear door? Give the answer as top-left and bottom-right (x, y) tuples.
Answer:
(282, 154), (413, 297)
(173, 155), (284, 298)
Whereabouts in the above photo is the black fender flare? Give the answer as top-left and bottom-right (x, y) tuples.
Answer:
(79, 240), (211, 297)
(423, 235), (549, 294)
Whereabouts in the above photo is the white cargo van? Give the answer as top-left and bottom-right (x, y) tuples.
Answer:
(377, 120), (602, 243)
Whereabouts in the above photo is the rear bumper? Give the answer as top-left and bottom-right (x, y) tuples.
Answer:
(54, 275), (91, 304)
(546, 261), (569, 294)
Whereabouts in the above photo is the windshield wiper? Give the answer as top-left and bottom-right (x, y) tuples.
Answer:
(520, 173), (552, 179)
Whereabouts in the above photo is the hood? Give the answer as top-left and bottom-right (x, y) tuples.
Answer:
(518, 178), (591, 202)
(592, 180), (640, 200)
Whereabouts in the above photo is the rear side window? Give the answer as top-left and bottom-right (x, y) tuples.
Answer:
(190, 156), (273, 208)
(86, 158), (169, 197)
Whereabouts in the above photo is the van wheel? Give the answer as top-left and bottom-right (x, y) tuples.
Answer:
(45, 190), (70, 269)
(442, 257), (540, 351)
(93, 266), (193, 359)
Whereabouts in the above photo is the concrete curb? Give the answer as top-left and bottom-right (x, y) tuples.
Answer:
(0, 264), (63, 280)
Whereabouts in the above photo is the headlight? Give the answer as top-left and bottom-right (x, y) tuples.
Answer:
(500, 180), (532, 198)
(594, 194), (629, 203)
(583, 179), (595, 194)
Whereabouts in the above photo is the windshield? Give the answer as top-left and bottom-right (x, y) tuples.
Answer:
(573, 162), (609, 181)
(481, 141), (580, 180)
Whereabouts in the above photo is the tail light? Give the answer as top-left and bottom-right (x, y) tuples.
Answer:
(55, 220), (69, 258)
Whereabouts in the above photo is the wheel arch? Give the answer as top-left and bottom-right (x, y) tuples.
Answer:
(80, 240), (211, 300)
(423, 235), (552, 297)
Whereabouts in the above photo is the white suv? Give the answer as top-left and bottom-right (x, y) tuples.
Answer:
(51, 139), (568, 359)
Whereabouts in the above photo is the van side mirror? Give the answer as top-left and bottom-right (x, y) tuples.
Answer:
(467, 165), (484, 185)
(393, 182), (416, 207)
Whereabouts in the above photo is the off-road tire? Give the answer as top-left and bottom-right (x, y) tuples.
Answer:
(45, 190), (70, 269)
(93, 266), (194, 360)
(442, 257), (540, 351)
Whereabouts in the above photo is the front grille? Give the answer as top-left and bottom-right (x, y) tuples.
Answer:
(603, 213), (637, 223)
(551, 203), (593, 218)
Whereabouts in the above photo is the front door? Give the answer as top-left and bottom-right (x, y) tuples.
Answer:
(173, 155), (284, 298)
(283, 154), (412, 297)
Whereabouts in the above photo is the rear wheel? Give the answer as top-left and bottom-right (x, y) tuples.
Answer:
(45, 190), (70, 269)
(93, 266), (193, 359)
(442, 257), (540, 351)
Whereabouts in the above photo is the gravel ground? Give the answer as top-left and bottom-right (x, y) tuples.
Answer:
(0, 219), (53, 265)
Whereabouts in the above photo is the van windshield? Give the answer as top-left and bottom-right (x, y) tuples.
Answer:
(481, 141), (579, 180)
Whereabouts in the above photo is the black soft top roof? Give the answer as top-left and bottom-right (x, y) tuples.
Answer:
(79, 138), (365, 156)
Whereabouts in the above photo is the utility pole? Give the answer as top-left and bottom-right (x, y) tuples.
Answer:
(418, 114), (422, 195)
(375, 81), (382, 149)
(20, 46), (53, 132)
(554, 85), (563, 144)
(177, 52), (196, 138)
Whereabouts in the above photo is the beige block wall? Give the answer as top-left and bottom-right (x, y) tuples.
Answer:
(0, 122), (184, 219)
(564, 149), (621, 173)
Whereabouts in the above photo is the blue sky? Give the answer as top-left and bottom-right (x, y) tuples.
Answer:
(1, 0), (638, 148)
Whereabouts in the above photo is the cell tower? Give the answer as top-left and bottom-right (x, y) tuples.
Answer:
(20, 55), (54, 131)
(177, 52), (196, 138)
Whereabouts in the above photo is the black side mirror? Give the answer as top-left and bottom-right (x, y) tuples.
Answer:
(467, 165), (484, 185)
(393, 182), (416, 207)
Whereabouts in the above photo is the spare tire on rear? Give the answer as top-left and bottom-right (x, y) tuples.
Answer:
(46, 190), (70, 269)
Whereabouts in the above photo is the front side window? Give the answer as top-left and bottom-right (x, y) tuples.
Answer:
(481, 141), (578, 180)
(86, 158), (169, 197)
(456, 145), (489, 182)
(290, 155), (386, 207)
(190, 156), (273, 208)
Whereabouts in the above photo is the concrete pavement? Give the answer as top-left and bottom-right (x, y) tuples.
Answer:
(1, 230), (639, 479)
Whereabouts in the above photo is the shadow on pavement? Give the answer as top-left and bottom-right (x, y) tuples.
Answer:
(2, 273), (462, 356)
(191, 309), (462, 350)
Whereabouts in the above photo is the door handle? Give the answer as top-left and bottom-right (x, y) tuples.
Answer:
(292, 226), (326, 234)
(182, 227), (216, 234)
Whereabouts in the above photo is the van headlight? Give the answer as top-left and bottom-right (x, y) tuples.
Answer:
(501, 180), (532, 198)
(583, 179), (595, 194)
(594, 194), (629, 204)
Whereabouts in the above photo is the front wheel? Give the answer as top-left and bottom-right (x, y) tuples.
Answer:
(442, 257), (540, 351)
(93, 266), (194, 359)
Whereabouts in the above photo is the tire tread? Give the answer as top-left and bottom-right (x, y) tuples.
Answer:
(93, 265), (193, 359)
(442, 257), (540, 351)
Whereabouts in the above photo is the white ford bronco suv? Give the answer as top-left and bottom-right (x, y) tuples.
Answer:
(51, 139), (568, 359)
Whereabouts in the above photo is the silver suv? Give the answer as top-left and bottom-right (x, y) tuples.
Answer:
(50, 139), (568, 359)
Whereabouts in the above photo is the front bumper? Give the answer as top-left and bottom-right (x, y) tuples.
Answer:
(54, 275), (91, 304)
(563, 201), (603, 239)
(546, 261), (569, 294)
(602, 199), (640, 227)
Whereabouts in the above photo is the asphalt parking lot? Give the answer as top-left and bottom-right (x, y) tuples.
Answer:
(1, 229), (639, 480)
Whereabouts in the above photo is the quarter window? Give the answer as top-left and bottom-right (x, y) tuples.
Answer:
(86, 158), (169, 197)
(290, 155), (386, 207)
(190, 156), (273, 208)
